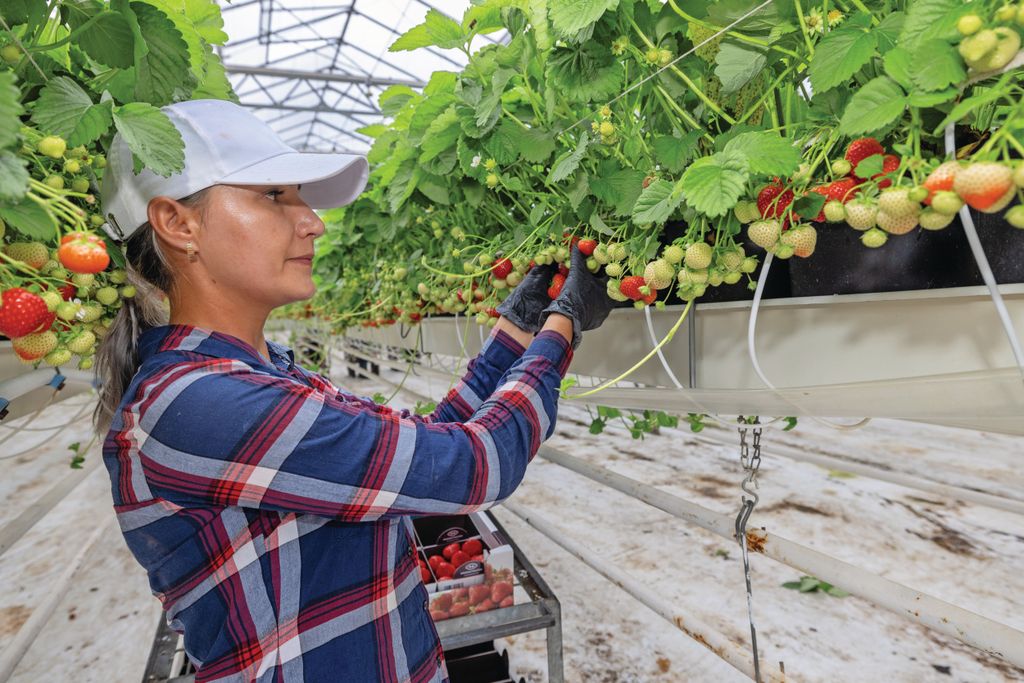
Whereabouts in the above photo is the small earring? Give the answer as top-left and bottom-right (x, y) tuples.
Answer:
(185, 241), (197, 263)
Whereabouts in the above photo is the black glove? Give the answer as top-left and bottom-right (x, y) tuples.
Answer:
(495, 262), (558, 333)
(538, 245), (613, 349)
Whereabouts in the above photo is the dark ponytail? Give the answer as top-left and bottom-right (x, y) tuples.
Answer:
(93, 189), (208, 433)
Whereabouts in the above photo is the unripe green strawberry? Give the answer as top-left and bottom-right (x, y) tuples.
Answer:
(973, 27), (1021, 71)
(40, 259), (60, 274)
(876, 210), (919, 235)
(931, 191), (964, 215)
(662, 244), (685, 264)
(608, 243), (627, 261)
(94, 286), (119, 305)
(878, 188), (922, 217)
(680, 267), (709, 284)
(1006, 205), (1024, 228)
(722, 270), (744, 284)
(770, 242), (795, 259)
(633, 300), (647, 310)
(748, 219), (781, 249)
(707, 270), (724, 286)
(12, 331), (58, 360)
(996, 5), (1017, 22)
(719, 247), (745, 272)
(607, 279), (629, 301)
(45, 347), (72, 367)
(44, 175), (65, 190)
(740, 257), (758, 274)
(643, 259), (675, 289)
(586, 257), (599, 272)
(860, 227), (888, 248)
(831, 159), (852, 176)
(417, 282), (429, 297)
(37, 136), (67, 159)
(1017, 4), (1024, 26)
(824, 200), (846, 223)
(78, 303), (103, 323)
(957, 14), (983, 35)
(684, 242), (712, 270)
(475, 311), (488, 324)
(919, 208), (956, 230)
(485, 173), (499, 188)
(506, 271), (523, 286)
(4, 242), (50, 270)
(63, 159), (81, 174)
(733, 200), (758, 224)
(56, 302), (80, 321)
(71, 273), (95, 288)
(1014, 163), (1024, 188)
(67, 330), (97, 355)
(119, 285), (136, 299)
(844, 199), (878, 230)
(780, 225), (818, 258)
(593, 244), (611, 264)
(908, 186), (929, 203)
(605, 262), (624, 278)
(40, 291), (62, 311)
(78, 357), (95, 371)
(1, 44), (20, 65)
(959, 29), (998, 65)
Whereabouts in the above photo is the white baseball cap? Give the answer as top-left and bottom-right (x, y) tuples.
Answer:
(101, 99), (369, 241)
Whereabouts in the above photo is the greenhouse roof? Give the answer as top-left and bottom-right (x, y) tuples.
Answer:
(215, 0), (505, 154)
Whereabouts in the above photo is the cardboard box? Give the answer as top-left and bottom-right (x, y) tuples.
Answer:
(408, 512), (517, 621)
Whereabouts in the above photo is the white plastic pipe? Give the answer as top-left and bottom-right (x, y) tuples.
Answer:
(537, 445), (1024, 669)
(502, 501), (789, 682)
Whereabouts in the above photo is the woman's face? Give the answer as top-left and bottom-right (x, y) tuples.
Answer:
(193, 183), (325, 308)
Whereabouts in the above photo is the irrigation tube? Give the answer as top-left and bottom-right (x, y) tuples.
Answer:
(0, 519), (111, 682)
(502, 501), (788, 682)
(536, 445), (1024, 668)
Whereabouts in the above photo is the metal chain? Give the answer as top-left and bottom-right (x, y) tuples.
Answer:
(735, 416), (764, 682)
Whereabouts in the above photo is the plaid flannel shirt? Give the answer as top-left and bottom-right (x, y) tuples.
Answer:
(102, 323), (571, 682)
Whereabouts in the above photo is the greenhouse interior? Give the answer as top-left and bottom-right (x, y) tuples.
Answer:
(1, 0), (1023, 681)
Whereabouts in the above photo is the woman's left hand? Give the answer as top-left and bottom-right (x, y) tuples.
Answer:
(495, 262), (558, 333)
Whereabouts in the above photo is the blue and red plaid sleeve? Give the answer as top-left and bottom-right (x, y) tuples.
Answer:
(134, 330), (571, 521)
(331, 327), (527, 424)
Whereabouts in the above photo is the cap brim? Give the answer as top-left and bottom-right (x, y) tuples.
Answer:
(219, 152), (369, 209)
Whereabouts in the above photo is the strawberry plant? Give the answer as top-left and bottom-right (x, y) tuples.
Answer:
(0, 1), (234, 368)
(304, 0), (1023, 335)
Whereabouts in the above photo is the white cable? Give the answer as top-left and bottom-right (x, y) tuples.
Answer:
(0, 399), (96, 460)
(944, 123), (1024, 381)
(748, 253), (871, 431)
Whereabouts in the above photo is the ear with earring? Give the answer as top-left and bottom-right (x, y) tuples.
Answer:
(185, 240), (197, 263)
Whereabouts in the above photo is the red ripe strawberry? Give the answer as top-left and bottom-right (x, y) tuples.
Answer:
(430, 609), (449, 621)
(558, 263), (569, 277)
(0, 288), (50, 338)
(953, 162), (1015, 212)
(844, 137), (884, 168)
(442, 542), (461, 560)
(619, 275), (646, 301)
(436, 561), (455, 580)
(490, 581), (513, 603)
(462, 539), (483, 556)
(491, 258), (513, 279)
(32, 310), (57, 334)
(432, 593), (453, 612)
(547, 273), (566, 299)
(475, 598), (496, 613)
(873, 154), (900, 189)
(756, 182), (794, 219)
(468, 584), (491, 605)
(486, 307), (499, 318)
(451, 550), (471, 568)
(641, 287), (657, 305)
(808, 185), (830, 222)
(420, 565), (432, 583)
(448, 602), (470, 618)
(828, 178), (860, 203)
(428, 554), (445, 571)
(577, 239), (597, 256)
(499, 596), (514, 608)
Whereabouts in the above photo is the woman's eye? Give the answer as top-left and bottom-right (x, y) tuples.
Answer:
(265, 189), (284, 201)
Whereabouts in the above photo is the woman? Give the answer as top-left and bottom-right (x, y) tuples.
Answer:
(95, 99), (612, 683)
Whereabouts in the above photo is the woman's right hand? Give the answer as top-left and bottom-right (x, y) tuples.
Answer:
(539, 245), (613, 349)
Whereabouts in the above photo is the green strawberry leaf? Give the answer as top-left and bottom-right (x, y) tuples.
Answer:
(74, 9), (135, 68)
(714, 40), (767, 95)
(808, 27), (877, 93)
(516, 126), (556, 164)
(838, 76), (906, 136)
(483, 119), (520, 165)
(854, 153), (884, 178)
(131, 1), (194, 106)
(590, 161), (644, 216)
(792, 192), (825, 218)
(722, 131), (801, 177)
(0, 72), (23, 149)
(0, 197), (57, 241)
(899, 0), (970, 49)
(632, 178), (683, 224)
(112, 102), (185, 176)
(909, 39), (965, 92)
(546, 43), (623, 102)
(882, 46), (913, 90)
(681, 151), (749, 218)
(379, 85), (418, 117)
(548, 0), (618, 37)
(419, 105), (461, 164)
(0, 151), (29, 201)
(30, 77), (113, 147)
(589, 417), (606, 434)
(547, 131), (590, 183)
(652, 131), (700, 174)
(390, 9), (465, 51)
